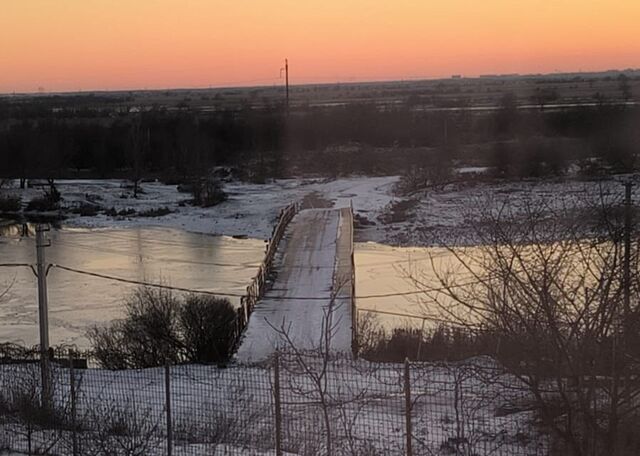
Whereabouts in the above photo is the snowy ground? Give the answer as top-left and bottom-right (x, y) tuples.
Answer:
(0, 356), (548, 456)
(0, 177), (398, 241)
(4, 175), (629, 248)
(360, 176), (636, 246)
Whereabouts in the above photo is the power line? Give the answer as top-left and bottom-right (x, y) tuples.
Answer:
(0, 261), (485, 299)
(357, 308), (429, 320)
(52, 264), (341, 300)
(352, 276), (486, 299)
(52, 264), (249, 298)
(49, 263), (485, 300)
(357, 307), (485, 330)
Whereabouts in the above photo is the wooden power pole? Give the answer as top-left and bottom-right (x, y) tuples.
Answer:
(285, 59), (289, 105)
(36, 224), (52, 406)
(284, 58), (289, 113)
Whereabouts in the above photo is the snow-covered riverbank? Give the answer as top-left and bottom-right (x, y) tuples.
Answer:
(0, 177), (398, 241)
(1, 175), (632, 247)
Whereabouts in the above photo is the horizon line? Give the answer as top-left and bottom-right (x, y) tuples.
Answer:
(2, 67), (639, 98)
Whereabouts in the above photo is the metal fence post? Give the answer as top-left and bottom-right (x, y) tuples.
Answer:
(273, 354), (283, 456)
(69, 350), (78, 456)
(404, 358), (413, 456)
(165, 362), (173, 456)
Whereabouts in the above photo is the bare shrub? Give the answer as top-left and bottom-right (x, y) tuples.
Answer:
(173, 409), (237, 448)
(89, 287), (183, 369)
(0, 195), (21, 212)
(180, 295), (237, 363)
(354, 312), (382, 355)
(82, 398), (162, 456)
(191, 178), (227, 207)
(395, 162), (452, 196)
(70, 202), (101, 216)
(361, 324), (500, 363)
(89, 287), (238, 369)
(25, 179), (61, 212)
(26, 194), (60, 212)
(394, 145), (455, 196)
(137, 206), (172, 217)
(377, 199), (418, 224)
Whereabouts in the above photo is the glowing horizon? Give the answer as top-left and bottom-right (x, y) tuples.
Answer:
(1, 0), (639, 93)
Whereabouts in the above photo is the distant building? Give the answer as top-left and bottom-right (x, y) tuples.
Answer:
(451, 75), (462, 79)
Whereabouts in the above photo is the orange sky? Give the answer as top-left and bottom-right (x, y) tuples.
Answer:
(1, 0), (639, 93)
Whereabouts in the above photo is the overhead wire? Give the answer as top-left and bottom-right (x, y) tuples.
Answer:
(52, 236), (423, 270)
(47, 263), (486, 300)
(51, 264), (249, 298)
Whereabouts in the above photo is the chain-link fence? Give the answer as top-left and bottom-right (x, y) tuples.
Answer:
(0, 350), (562, 456)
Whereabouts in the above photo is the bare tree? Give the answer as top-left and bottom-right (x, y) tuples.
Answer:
(410, 191), (640, 455)
(83, 396), (162, 456)
(128, 116), (148, 199)
(618, 74), (632, 102)
(269, 281), (396, 455)
(269, 289), (343, 455)
(530, 87), (559, 111)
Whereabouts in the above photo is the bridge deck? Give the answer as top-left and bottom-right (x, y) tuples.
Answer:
(236, 208), (353, 362)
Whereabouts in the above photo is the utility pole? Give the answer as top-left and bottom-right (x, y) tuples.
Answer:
(281, 58), (289, 113)
(285, 59), (289, 109)
(36, 224), (51, 407)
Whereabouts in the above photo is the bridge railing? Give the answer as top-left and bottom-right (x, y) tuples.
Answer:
(350, 201), (358, 356)
(236, 202), (299, 337)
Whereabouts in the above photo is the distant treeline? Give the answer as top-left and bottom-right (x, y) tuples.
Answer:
(0, 95), (638, 181)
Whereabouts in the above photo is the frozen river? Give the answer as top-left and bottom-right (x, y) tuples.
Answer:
(0, 220), (459, 350)
(355, 241), (461, 330)
(0, 222), (265, 348)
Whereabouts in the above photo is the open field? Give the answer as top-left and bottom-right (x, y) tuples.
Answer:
(2, 69), (639, 112)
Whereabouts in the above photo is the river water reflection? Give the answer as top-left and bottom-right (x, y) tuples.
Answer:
(0, 222), (265, 348)
(0, 222), (472, 349)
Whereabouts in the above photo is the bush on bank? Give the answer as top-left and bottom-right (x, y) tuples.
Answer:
(88, 287), (238, 369)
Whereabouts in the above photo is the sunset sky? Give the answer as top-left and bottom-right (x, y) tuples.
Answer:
(1, 0), (639, 93)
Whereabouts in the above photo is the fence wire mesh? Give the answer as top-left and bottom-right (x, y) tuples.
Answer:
(0, 352), (576, 456)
